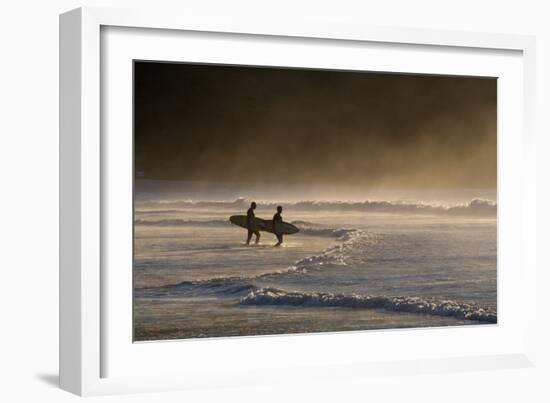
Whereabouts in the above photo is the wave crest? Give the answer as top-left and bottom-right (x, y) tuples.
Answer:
(137, 278), (257, 298)
(137, 198), (496, 217)
(240, 288), (497, 323)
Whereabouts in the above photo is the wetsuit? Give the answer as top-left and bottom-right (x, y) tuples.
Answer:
(246, 207), (260, 244)
(272, 212), (283, 245)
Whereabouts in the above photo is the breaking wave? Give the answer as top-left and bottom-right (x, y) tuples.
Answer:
(240, 288), (497, 323)
(136, 264), (306, 298)
(137, 277), (258, 298)
(293, 228), (371, 268)
(138, 278), (496, 323)
(136, 197), (496, 217)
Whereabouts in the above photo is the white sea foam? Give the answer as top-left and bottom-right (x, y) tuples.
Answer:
(240, 288), (497, 323)
(293, 229), (367, 268)
(297, 226), (359, 239)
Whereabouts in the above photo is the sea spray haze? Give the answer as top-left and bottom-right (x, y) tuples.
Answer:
(133, 61), (496, 340)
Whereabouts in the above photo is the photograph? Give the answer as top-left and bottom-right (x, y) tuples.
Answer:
(133, 61), (497, 341)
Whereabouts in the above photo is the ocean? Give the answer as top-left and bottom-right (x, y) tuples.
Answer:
(133, 181), (497, 341)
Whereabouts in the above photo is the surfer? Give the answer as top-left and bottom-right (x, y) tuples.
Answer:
(272, 205), (284, 246)
(246, 202), (260, 245)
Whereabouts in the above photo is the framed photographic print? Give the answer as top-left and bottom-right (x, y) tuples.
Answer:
(60, 7), (537, 396)
(132, 61), (498, 341)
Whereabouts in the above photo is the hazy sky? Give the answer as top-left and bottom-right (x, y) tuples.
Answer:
(134, 61), (496, 189)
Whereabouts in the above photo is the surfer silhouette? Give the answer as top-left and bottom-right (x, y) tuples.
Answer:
(246, 202), (260, 245)
(272, 205), (284, 246)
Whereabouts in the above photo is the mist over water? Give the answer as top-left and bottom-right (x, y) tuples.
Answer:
(134, 63), (496, 190)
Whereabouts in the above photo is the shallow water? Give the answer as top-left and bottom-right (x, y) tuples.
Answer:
(133, 199), (497, 341)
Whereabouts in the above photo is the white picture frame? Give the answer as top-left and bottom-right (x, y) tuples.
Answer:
(59, 6), (537, 396)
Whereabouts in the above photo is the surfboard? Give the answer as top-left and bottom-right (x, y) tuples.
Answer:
(229, 215), (300, 235)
